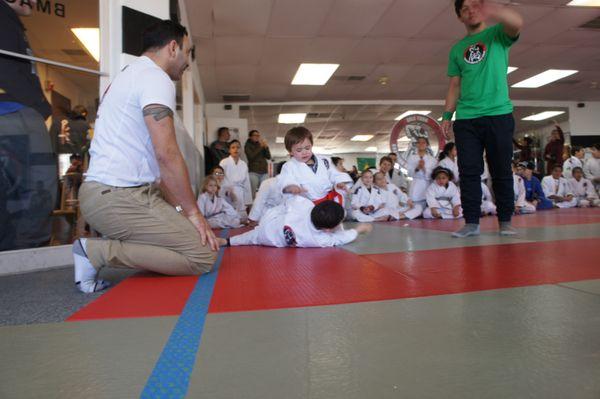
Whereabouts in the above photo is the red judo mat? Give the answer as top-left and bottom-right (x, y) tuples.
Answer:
(397, 208), (600, 232)
(208, 238), (600, 313)
(67, 274), (198, 321)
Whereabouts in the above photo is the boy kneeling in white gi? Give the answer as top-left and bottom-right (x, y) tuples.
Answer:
(373, 172), (413, 220)
(350, 170), (391, 222)
(219, 197), (372, 248)
(541, 165), (577, 209)
(423, 167), (463, 219)
(569, 166), (600, 208)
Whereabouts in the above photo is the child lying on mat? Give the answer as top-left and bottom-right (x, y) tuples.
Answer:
(218, 196), (372, 248)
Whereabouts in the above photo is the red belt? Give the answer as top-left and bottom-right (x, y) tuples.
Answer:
(313, 190), (344, 206)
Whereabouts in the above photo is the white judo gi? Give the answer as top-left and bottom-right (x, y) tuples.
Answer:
(277, 155), (352, 203)
(583, 157), (600, 192)
(541, 176), (577, 208)
(377, 183), (412, 220)
(350, 185), (390, 222)
(197, 192), (242, 228)
(568, 177), (600, 207)
(423, 181), (463, 219)
(562, 156), (583, 179)
(438, 157), (460, 183)
(513, 174), (535, 214)
(248, 177), (283, 222)
(229, 196), (358, 248)
(480, 182), (497, 215)
(219, 156), (253, 215)
(406, 153), (437, 219)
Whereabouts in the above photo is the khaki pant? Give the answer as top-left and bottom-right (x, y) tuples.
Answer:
(79, 181), (217, 275)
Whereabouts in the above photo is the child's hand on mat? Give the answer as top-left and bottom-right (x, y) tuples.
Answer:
(355, 224), (373, 235)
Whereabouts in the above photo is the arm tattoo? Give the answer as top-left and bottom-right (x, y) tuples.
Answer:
(143, 104), (174, 121)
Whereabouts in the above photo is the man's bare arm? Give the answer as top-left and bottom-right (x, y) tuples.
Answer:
(442, 76), (461, 138)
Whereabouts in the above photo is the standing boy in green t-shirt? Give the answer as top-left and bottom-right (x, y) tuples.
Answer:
(442, 0), (523, 238)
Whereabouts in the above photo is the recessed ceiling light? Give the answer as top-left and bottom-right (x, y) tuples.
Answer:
(512, 69), (578, 88)
(275, 137), (284, 143)
(351, 135), (374, 142)
(278, 113), (307, 124)
(566, 0), (600, 6)
(507, 66), (518, 74)
(522, 111), (565, 121)
(291, 64), (339, 85)
(71, 28), (100, 62)
(395, 110), (431, 120)
(364, 146), (378, 152)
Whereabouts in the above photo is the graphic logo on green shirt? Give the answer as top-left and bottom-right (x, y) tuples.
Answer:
(463, 43), (487, 64)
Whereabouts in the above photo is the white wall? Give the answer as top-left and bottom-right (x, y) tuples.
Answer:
(569, 102), (600, 137)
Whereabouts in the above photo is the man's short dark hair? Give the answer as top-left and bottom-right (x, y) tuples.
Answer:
(284, 126), (313, 152)
(311, 200), (345, 230)
(571, 145), (582, 155)
(141, 20), (188, 53)
(454, 0), (464, 17)
(217, 127), (229, 138)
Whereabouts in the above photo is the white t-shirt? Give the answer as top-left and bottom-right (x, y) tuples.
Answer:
(86, 56), (176, 187)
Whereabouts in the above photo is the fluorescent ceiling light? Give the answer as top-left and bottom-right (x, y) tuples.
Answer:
(291, 63), (339, 85)
(512, 69), (578, 88)
(507, 66), (518, 74)
(522, 111), (565, 121)
(275, 137), (284, 143)
(364, 146), (378, 152)
(278, 113), (306, 124)
(395, 110), (431, 120)
(71, 28), (100, 62)
(567, 0), (600, 6)
(351, 134), (374, 142)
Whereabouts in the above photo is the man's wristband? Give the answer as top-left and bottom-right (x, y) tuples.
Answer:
(442, 111), (454, 121)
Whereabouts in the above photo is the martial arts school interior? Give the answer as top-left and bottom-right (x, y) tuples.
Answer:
(1, 0), (600, 398)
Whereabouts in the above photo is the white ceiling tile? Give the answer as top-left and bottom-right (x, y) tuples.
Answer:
(318, 0), (394, 37)
(215, 37), (264, 65)
(184, 0), (214, 38)
(213, 0), (273, 36)
(268, 0), (335, 37)
(342, 38), (407, 64)
(368, 0), (449, 38)
(193, 38), (215, 65)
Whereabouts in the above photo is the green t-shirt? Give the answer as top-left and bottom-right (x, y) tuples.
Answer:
(447, 23), (518, 120)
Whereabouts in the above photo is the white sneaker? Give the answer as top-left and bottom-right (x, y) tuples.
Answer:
(73, 238), (110, 293)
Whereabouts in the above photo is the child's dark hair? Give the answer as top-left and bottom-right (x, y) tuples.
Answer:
(454, 0), (464, 17)
(361, 169), (374, 177)
(572, 166), (583, 175)
(228, 139), (241, 148)
(416, 136), (430, 145)
(331, 156), (343, 167)
(431, 166), (454, 181)
(593, 143), (600, 151)
(571, 145), (582, 155)
(379, 156), (393, 166)
(552, 164), (563, 171)
(210, 166), (224, 175)
(284, 126), (313, 152)
(201, 175), (219, 193)
(311, 200), (345, 230)
(438, 142), (456, 161)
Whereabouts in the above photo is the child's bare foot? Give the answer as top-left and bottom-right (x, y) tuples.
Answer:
(216, 237), (228, 247)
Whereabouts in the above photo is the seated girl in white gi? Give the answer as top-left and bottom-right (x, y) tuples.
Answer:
(219, 197), (372, 248)
(373, 172), (413, 220)
(219, 140), (253, 217)
(277, 127), (352, 205)
(481, 182), (497, 216)
(211, 166), (239, 212)
(197, 176), (243, 228)
(568, 167), (600, 207)
(423, 167), (462, 219)
(405, 137), (437, 219)
(350, 170), (391, 222)
(512, 162), (535, 214)
(248, 177), (284, 225)
(541, 165), (577, 209)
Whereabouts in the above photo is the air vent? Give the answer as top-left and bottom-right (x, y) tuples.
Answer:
(239, 105), (250, 111)
(317, 135), (336, 140)
(307, 112), (332, 118)
(330, 75), (366, 82)
(555, 79), (581, 85)
(580, 16), (600, 30)
(222, 94), (250, 102)
(62, 49), (87, 56)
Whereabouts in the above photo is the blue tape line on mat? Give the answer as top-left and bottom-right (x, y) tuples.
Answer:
(140, 230), (228, 399)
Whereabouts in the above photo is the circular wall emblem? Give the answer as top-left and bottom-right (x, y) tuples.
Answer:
(389, 114), (445, 170)
(463, 42), (487, 64)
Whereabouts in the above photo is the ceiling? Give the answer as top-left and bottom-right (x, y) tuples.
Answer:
(241, 104), (569, 157)
(186, 0), (600, 103)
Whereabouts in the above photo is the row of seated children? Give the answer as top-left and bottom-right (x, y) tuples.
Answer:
(514, 161), (599, 211)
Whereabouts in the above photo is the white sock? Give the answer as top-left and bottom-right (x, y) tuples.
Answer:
(73, 238), (96, 283)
